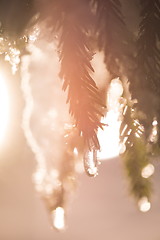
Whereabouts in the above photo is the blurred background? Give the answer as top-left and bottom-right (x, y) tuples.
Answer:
(0, 0), (160, 240)
(0, 63), (160, 239)
(1, 143), (160, 240)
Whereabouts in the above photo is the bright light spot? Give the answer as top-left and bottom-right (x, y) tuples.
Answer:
(33, 168), (46, 185)
(0, 72), (10, 144)
(141, 164), (155, 178)
(52, 207), (65, 230)
(127, 129), (132, 136)
(108, 78), (123, 101)
(5, 54), (10, 61)
(120, 124), (128, 137)
(29, 27), (40, 42)
(97, 78), (123, 160)
(135, 132), (141, 138)
(152, 119), (158, 126)
(73, 147), (78, 156)
(98, 112), (121, 160)
(5, 48), (21, 74)
(152, 129), (158, 136)
(133, 119), (140, 126)
(119, 143), (126, 154)
(138, 197), (151, 212)
(88, 166), (98, 176)
(149, 118), (158, 143)
(123, 105), (128, 115)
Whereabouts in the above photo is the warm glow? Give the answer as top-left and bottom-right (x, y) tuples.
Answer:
(152, 118), (158, 126)
(149, 118), (158, 143)
(138, 197), (151, 212)
(52, 207), (65, 230)
(29, 26), (40, 43)
(5, 48), (20, 74)
(73, 147), (78, 156)
(141, 164), (155, 179)
(97, 112), (121, 160)
(0, 72), (10, 144)
(97, 78), (123, 160)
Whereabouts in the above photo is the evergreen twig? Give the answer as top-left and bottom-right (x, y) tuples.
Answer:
(56, 0), (105, 149)
(93, 0), (128, 77)
(120, 80), (152, 200)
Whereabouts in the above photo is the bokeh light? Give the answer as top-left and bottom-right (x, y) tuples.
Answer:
(141, 164), (155, 179)
(138, 197), (151, 212)
(52, 207), (65, 230)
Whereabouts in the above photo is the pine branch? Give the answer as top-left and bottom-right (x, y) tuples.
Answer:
(120, 80), (152, 201)
(123, 137), (151, 200)
(126, 0), (160, 147)
(130, 0), (160, 118)
(43, 0), (105, 149)
(93, 0), (128, 77)
(137, 0), (160, 91)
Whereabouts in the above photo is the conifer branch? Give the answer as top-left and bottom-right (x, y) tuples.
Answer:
(93, 0), (127, 76)
(130, 0), (160, 124)
(55, 0), (105, 149)
(137, 0), (160, 92)
(121, 111), (152, 200)
(120, 80), (152, 200)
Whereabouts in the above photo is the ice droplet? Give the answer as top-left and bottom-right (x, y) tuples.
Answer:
(83, 148), (98, 177)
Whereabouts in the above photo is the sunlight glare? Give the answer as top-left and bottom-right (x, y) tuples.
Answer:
(97, 112), (121, 160)
(97, 78), (123, 160)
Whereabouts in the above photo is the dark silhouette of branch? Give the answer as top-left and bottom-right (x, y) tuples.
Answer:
(93, 0), (128, 77)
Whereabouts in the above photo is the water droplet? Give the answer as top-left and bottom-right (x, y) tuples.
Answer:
(83, 148), (98, 177)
